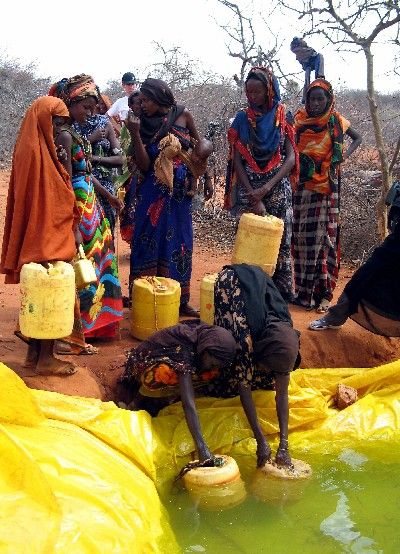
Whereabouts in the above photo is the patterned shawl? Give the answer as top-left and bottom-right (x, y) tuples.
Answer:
(229, 67), (283, 172)
(294, 79), (350, 195)
(121, 322), (237, 391)
(224, 67), (298, 209)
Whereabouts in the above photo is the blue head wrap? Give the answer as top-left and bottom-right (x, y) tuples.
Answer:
(231, 67), (282, 167)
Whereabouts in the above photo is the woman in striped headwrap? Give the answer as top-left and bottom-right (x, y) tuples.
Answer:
(49, 75), (123, 344)
(225, 67), (297, 301)
(293, 79), (362, 313)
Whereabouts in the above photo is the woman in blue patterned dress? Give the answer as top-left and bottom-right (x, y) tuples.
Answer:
(126, 78), (201, 316)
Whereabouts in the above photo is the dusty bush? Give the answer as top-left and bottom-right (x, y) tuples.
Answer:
(0, 57), (50, 165)
(340, 164), (381, 264)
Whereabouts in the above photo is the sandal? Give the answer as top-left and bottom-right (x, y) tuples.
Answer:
(291, 297), (315, 310)
(316, 299), (330, 313)
(309, 317), (342, 331)
(55, 341), (99, 355)
(290, 297), (306, 307)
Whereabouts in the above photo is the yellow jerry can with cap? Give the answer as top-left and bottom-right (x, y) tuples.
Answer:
(232, 213), (284, 275)
(200, 273), (218, 325)
(131, 276), (181, 340)
(19, 262), (75, 339)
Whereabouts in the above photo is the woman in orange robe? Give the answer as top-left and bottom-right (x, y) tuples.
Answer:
(1, 96), (80, 374)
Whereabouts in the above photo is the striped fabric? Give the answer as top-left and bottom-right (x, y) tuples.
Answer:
(71, 140), (123, 337)
(292, 184), (339, 307)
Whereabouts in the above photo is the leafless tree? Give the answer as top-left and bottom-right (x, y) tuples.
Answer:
(215, 0), (300, 89)
(103, 79), (122, 101)
(149, 43), (200, 91)
(278, 0), (400, 239)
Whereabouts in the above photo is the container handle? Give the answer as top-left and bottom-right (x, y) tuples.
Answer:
(78, 245), (86, 260)
(145, 276), (167, 292)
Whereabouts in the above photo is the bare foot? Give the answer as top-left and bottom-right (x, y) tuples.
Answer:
(23, 340), (40, 369)
(35, 357), (77, 376)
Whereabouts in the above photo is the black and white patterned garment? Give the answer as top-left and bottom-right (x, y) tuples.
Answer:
(203, 268), (274, 398)
(232, 163), (293, 301)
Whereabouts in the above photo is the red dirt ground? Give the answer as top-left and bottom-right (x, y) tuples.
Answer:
(1, 170), (399, 401)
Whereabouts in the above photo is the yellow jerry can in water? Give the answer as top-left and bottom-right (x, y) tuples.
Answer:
(19, 262), (75, 339)
(200, 273), (218, 325)
(232, 213), (284, 275)
(131, 277), (181, 340)
(183, 455), (247, 511)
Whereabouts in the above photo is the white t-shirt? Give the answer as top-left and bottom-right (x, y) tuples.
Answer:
(107, 96), (129, 122)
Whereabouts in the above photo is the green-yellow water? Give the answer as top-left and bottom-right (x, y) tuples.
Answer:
(163, 443), (400, 553)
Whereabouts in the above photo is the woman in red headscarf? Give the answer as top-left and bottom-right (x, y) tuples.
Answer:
(293, 79), (362, 313)
(225, 67), (297, 301)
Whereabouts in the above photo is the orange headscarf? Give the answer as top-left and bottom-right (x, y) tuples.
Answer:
(294, 79), (350, 195)
(48, 74), (98, 106)
(0, 96), (78, 284)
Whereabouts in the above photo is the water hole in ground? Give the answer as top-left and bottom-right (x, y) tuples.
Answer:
(163, 442), (400, 554)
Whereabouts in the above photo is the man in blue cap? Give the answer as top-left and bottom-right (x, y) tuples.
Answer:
(107, 71), (138, 124)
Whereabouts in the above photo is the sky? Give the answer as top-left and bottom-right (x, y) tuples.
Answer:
(1, 0), (399, 94)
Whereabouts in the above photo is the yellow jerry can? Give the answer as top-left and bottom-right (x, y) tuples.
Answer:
(232, 213), (284, 275)
(74, 245), (97, 290)
(200, 273), (218, 325)
(131, 276), (181, 340)
(19, 262), (75, 339)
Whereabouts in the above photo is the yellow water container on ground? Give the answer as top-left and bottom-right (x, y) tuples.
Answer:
(19, 262), (75, 339)
(131, 277), (181, 340)
(232, 213), (284, 275)
(200, 273), (218, 325)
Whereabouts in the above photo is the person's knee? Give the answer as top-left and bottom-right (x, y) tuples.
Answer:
(253, 323), (300, 374)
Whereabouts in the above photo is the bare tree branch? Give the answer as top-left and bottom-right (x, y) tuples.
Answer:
(389, 135), (400, 173)
(215, 0), (296, 88)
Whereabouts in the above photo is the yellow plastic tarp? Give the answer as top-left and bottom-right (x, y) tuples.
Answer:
(152, 360), (400, 486)
(1, 359), (400, 552)
(0, 363), (178, 554)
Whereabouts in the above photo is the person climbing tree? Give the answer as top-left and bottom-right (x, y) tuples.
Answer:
(290, 37), (325, 103)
